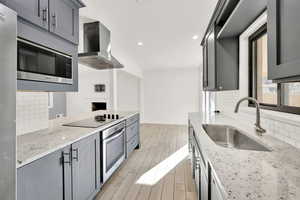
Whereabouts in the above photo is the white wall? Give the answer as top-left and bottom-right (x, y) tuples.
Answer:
(116, 70), (141, 111)
(67, 64), (114, 117)
(142, 67), (200, 125)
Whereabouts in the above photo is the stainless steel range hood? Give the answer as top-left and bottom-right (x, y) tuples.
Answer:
(78, 21), (124, 70)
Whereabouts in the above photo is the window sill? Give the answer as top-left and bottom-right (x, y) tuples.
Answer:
(240, 107), (300, 127)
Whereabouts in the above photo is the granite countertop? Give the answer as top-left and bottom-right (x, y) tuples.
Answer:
(189, 112), (300, 200)
(17, 111), (138, 168)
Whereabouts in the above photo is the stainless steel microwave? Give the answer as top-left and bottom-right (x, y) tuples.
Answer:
(17, 38), (73, 85)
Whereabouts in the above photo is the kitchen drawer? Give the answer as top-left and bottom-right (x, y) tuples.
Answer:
(126, 114), (139, 126)
(126, 122), (138, 142)
(126, 135), (139, 157)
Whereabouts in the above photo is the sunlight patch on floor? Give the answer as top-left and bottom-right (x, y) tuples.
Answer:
(136, 144), (188, 186)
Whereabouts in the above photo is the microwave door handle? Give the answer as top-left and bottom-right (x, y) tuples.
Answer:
(104, 129), (125, 143)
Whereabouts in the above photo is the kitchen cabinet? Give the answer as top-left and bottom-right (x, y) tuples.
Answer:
(126, 121), (139, 142)
(17, 146), (72, 200)
(190, 124), (225, 200)
(125, 114), (140, 158)
(126, 134), (139, 156)
(0, 0), (49, 30)
(0, 0), (84, 44)
(72, 133), (101, 200)
(17, 132), (101, 200)
(200, 164), (209, 200)
(211, 173), (224, 200)
(49, 0), (80, 44)
(202, 26), (239, 91)
(268, 0), (300, 81)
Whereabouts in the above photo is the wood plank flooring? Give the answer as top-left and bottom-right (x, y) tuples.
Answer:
(95, 124), (197, 200)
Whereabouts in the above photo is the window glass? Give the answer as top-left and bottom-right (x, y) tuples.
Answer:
(254, 34), (277, 105)
(282, 82), (300, 107)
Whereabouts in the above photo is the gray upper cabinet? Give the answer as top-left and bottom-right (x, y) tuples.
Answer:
(49, 0), (79, 44)
(0, 0), (84, 44)
(17, 146), (72, 200)
(72, 133), (101, 200)
(202, 26), (239, 91)
(268, 0), (300, 81)
(0, 0), (49, 30)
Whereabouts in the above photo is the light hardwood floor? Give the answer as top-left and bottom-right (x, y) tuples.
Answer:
(95, 124), (197, 200)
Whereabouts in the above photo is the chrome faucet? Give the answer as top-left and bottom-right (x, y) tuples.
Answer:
(234, 97), (266, 134)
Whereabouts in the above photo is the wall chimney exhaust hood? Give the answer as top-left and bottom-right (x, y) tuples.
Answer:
(78, 21), (124, 70)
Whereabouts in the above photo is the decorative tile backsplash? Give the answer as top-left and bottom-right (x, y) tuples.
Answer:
(16, 92), (49, 136)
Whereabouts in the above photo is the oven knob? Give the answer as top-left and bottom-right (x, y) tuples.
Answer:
(116, 114), (119, 119)
(112, 114), (115, 119)
(104, 114), (106, 118)
(107, 114), (111, 119)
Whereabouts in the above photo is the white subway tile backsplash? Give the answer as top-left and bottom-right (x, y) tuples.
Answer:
(16, 92), (49, 136)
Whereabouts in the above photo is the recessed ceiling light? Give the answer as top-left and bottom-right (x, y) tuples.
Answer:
(137, 42), (144, 46)
(192, 35), (199, 40)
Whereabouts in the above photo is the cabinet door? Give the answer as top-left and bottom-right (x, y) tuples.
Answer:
(200, 165), (209, 200)
(0, 0), (49, 29)
(203, 43), (208, 90)
(211, 174), (224, 200)
(206, 28), (216, 90)
(216, 38), (239, 90)
(268, 0), (300, 80)
(49, 0), (79, 44)
(17, 146), (72, 200)
(72, 133), (101, 200)
(126, 121), (138, 142)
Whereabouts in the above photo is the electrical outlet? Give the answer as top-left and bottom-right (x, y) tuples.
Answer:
(56, 114), (64, 118)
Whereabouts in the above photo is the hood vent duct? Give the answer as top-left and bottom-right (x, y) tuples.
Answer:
(78, 21), (124, 70)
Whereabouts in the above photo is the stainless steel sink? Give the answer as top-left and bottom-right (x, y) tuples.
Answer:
(202, 124), (271, 152)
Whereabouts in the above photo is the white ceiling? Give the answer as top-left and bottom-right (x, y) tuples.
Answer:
(80, 0), (218, 71)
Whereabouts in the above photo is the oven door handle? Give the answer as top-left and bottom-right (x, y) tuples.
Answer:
(104, 128), (125, 143)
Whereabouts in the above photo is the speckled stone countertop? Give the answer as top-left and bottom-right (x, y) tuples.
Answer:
(189, 112), (300, 200)
(17, 111), (138, 168)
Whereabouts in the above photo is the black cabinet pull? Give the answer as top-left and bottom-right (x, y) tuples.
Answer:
(52, 13), (57, 27)
(72, 148), (79, 161)
(42, 8), (48, 22)
(63, 152), (71, 165)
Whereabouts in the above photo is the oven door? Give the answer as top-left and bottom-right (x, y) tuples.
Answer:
(102, 128), (125, 183)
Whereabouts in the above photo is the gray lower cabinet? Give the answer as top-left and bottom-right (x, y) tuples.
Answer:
(202, 26), (239, 91)
(49, 0), (79, 44)
(0, 0), (49, 30)
(189, 126), (223, 200)
(127, 134), (139, 157)
(211, 173), (224, 200)
(200, 164), (209, 200)
(17, 133), (101, 200)
(268, 0), (300, 81)
(72, 133), (101, 200)
(126, 121), (139, 142)
(17, 146), (72, 200)
(126, 114), (140, 157)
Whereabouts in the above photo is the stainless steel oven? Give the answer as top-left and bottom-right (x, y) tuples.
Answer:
(102, 121), (126, 183)
(17, 38), (73, 84)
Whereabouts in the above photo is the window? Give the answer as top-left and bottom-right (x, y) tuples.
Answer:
(249, 25), (300, 114)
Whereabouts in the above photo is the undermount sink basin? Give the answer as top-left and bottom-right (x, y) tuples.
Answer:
(202, 124), (271, 152)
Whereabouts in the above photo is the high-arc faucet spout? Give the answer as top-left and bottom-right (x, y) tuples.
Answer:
(234, 97), (266, 134)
